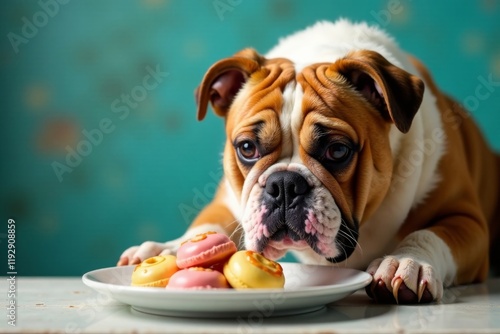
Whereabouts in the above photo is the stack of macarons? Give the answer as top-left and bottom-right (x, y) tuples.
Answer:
(168, 231), (236, 289)
(130, 231), (285, 290)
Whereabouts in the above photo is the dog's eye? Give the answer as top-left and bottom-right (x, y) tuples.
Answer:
(324, 142), (352, 163)
(236, 140), (260, 164)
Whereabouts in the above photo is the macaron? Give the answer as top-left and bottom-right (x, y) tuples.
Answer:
(166, 267), (230, 289)
(131, 255), (179, 287)
(176, 231), (237, 269)
(223, 250), (285, 289)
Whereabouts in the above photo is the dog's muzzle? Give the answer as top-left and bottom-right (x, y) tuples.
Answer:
(256, 170), (359, 263)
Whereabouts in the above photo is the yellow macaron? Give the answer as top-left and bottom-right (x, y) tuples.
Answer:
(131, 255), (179, 287)
(223, 250), (285, 289)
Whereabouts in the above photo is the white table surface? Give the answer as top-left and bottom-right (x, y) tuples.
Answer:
(1, 276), (499, 333)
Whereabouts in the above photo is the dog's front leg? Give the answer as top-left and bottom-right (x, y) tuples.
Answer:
(365, 209), (488, 304)
(117, 182), (240, 266)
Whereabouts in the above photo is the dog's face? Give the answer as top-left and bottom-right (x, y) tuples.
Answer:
(196, 48), (424, 263)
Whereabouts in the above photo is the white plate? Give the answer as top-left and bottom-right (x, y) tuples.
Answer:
(82, 263), (372, 318)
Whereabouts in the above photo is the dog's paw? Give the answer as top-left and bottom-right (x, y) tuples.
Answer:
(116, 240), (180, 266)
(365, 256), (443, 304)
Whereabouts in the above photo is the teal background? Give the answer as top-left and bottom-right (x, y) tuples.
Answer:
(0, 0), (499, 276)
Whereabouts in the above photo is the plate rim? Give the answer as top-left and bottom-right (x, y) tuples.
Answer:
(82, 262), (372, 301)
(82, 262), (372, 317)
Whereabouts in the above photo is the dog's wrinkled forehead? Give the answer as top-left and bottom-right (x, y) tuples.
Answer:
(226, 59), (296, 130)
(227, 60), (362, 162)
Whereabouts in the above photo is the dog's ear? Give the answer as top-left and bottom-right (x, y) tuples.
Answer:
(327, 50), (424, 133)
(195, 48), (264, 121)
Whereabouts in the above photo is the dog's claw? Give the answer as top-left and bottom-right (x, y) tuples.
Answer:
(392, 277), (403, 304)
(417, 281), (427, 302)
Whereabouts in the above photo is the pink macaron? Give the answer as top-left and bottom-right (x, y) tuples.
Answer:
(176, 231), (237, 269)
(166, 267), (230, 289)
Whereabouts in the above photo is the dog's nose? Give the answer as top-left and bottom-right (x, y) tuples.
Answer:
(265, 171), (310, 206)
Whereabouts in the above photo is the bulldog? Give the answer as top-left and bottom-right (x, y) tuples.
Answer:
(118, 19), (500, 304)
